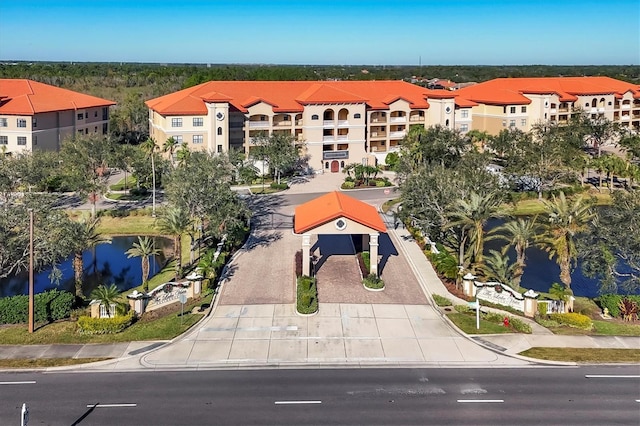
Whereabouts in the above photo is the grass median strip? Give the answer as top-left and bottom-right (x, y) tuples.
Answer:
(519, 347), (640, 363)
(0, 358), (112, 369)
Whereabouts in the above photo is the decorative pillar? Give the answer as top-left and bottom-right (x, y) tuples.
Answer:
(369, 232), (379, 276)
(302, 233), (311, 276)
(462, 273), (477, 298)
(523, 289), (539, 318)
(127, 290), (148, 316)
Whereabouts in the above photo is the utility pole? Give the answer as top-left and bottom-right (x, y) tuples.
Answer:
(28, 209), (34, 333)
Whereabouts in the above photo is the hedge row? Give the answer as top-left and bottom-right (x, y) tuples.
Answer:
(77, 311), (136, 334)
(0, 289), (75, 324)
(549, 313), (593, 330)
(297, 276), (318, 315)
(597, 294), (640, 318)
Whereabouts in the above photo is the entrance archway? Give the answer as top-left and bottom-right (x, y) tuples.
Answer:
(330, 160), (339, 173)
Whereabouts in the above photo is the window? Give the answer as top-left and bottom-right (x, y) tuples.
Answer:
(521, 106), (527, 113)
(102, 123), (108, 134)
(193, 135), (203, 144)
(312, 114), (319, 120)
(217, 144), (222, 153)
(85, 112), (88, 119)
(502, 120), (507, 127)
(171, 118), (183, 127)
(217, 127), (222, 135)
(521, 119), (527, 127)
(77, 113), (84, 120)
(102, 107), (109, 120)
(32, 117), (37, 127)
(509, 120), (516, 127)
(585, 103), (590, 107)
(33, 136), (37, 145)
(460, 124), (468, 132)
(325, 161), (329, 169)
(17, 119), (27, 128)
(94, 111), (98, 117)
(354, 113), (361, 119)
(0, 118), (7, 127)
(510, 107), (516, 114)
(0, 136), (7, 144)
(461, 110), (469, 118)
(174, 135), (183, 143)
(193, 117), (203, 126)
(17, 136), (27, 145)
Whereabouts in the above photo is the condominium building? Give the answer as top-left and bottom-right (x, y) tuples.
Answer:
(145, 80), (474, 172)
(455, 76), (640, 135)
(0, 79), (116, 154)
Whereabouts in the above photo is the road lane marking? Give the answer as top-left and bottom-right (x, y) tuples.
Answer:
(87, 404), (137, 408)
(457, 400), (504, 403)
(0, 381), (36, 385)
(275, 401), (322, 405)
(585, 375), (640, 379)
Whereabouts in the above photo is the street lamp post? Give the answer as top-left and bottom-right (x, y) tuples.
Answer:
(28, 209), (34, 333)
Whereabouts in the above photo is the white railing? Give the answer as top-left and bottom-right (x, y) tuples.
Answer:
(99, 304), (117, 318)
(273, 120), (292, 126)
(370, 118), (387, 123)
(540, 299), (565, 314)
(323, 120), (334, 126)
(390, 116), (407, 123)
(409, 116), (425, 122)
(337, 120), (349, 126)
(322, 135), (335, 141)
(390, 131), (406, 138)
(249, 121), (269, 128)
(621, 104), (631, 110)
(550, 108), (557, 113)
(337, 135), (348, 141)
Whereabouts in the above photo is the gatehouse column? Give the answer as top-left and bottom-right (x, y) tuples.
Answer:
(302, 233), (311, 276)
(369, 232), (379, 276)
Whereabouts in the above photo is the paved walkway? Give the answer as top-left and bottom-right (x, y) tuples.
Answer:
(2, 170), (640, 371)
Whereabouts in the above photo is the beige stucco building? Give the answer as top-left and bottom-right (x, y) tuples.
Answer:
(0, 79), (115, 154)
(145, 80), (474, 172)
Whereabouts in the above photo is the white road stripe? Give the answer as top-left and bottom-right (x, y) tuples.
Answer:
(0, 381), (36, 385)
(457, 399), (504, 403)
(275, 401), (322, 405)
(585, 375), (640, 379)
(87, 404), (137, 408)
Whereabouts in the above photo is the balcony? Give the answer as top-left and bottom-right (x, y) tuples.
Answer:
(622, 104), (631, 110)
(409, 116), (425, 122)
(390, 116), (407, 123)
(389, 131), (406, 138)
(558, 108), (569, 113)
(550, 108), (557, 114)
(273, 120), (292, 127)
(249, 121), (269, 128)
(295, 119), (303, 126)
(369, 132), (387, 139)
(337, 135), (348, 141)
(322, 135), (335, 142)
(337, 120), (349, 127)
(370, 117), (387, 123)
(323, 120), (334, 127)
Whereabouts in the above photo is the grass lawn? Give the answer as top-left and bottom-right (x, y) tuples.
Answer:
(109, 176), (138, 191)
(547, 320), (640, 336)
(381, 198), (401, 214)
(519, 347), (640, 363)
(447, 313), (515, 334)
(250, 186), (285, 194)
(104, 192), (149, 201)
(95, 215), (158, 235)
(0, 293), (213, 345)
(0, 358), (112, 369)
(508, 191), (612, 216)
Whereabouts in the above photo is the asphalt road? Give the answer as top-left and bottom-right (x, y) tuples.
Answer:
(1, 367), (638, 425)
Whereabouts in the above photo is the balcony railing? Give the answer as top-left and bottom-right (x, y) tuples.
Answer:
(370, 132), (387, 138)
(621, 104), (631, 110)
(550, 108), (557, 113)
(322, 135), (335, 142)
(337, 120), (349, 127)
(273, 120), (292, 127)
(370, 117), (387, 123)
(389, 131), (406, 138)
(323, 120), (334, 126)
(409, 116), (425, 122)
(336, 135), (348, 141)
(390, 116), (407, 123)
(249, 121), (269, 128)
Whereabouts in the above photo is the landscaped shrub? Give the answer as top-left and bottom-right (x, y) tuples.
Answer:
(432, 294), (452, 307)
(294, 250), (302, 277)
(454, 304), (470, 314)
(0, 289), (75, 324)
(375, 180), (386, 187)
(77, 311), (136, 334)
(619, 297), (639, 322)
(537, 301), (548, 316)
(363, 274), (384, 289)
(596, 294), (640, 318)
(270, 182), (288, 190)
(509, 317), (532, 334)
(296, 276), (318, 315)
(341, 181), (355, 189)
(549, 312), (593, 330)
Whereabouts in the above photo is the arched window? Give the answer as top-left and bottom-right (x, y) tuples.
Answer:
(340, 161), (345, 168)
(445, 119), (450, 127)
(325, 161), (329, 169)
(217, 127), (222, 135)
(354, 113), (361, 119)
(312, 114), (319, 120)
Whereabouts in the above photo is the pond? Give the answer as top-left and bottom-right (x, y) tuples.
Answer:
(485, 218), (634, 298)
(0, 236), (172, 298)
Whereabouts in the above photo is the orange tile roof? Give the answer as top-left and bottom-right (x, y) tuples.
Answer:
(146, 80), (432, 115)
(0, 79), (115, 115)
(424, 89), (478, 108)
(294, 191), (386, 234)
(456, 76), (640, 106)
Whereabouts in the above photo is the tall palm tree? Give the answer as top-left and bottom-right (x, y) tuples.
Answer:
(445, 191), (504, 268)
(140, 137), (158, 217)
(537, 191), (595, 289)
(163, 136), (178, 166)
(71, 218), (111, 298)
(126, 236), (161, 292)
(90, 283), (122, 318)
(156, 206), (192, 279)
(488, 216), (540, 289)
(176, 143), (191, 167)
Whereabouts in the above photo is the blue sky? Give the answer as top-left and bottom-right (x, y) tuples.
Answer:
(1, 0), (638, 65)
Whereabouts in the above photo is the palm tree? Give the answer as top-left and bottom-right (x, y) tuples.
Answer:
(163, 136), (179, 166)
(141, 137), (158, 217)
(176, 143), (191, 167)
(488, 216), (540, 289)
(445, 191), (504, 268)
(126, 236), (161, 292)
(71, 218), (111, 298)
(477, 249), (519, 288)
(197, 248), (218, 290)
(537, 191), (595, 289)
(90, 283), (121, 318)
(156, 206), (192, 279)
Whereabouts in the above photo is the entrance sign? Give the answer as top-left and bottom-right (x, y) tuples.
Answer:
(475, 282), (524, 312)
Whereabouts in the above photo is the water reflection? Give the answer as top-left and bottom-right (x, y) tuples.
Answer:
(0, 236), (172, 298)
